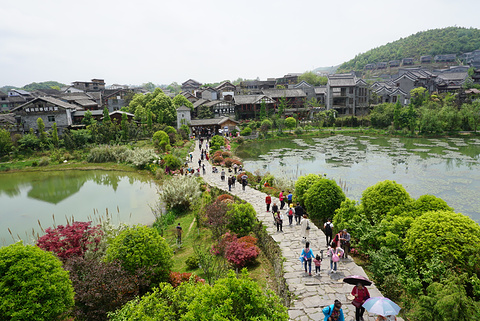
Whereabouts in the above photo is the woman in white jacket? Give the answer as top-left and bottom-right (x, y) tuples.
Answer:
(300, 214), (311, 242)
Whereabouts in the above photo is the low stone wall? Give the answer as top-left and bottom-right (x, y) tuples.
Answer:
(253, 223), (292, 307)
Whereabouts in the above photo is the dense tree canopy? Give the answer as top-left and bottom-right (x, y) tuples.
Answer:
(298, 71), (328, 86)
(127, 88), (176, 125)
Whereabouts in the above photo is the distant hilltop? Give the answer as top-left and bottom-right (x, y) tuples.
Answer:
(333, 26), (480, 73)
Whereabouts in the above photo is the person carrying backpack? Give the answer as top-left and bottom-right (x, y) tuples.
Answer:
(300, 241), (314, 276)
(322, 300), (344, 321)
(286, 204), (295, 226)
(324, 218), (334, 247)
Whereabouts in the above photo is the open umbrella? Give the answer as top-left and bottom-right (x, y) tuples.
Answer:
(363, 297), (401, 316)
(343, 275), (372, 286)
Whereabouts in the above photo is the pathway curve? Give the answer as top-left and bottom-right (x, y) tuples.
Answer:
(193, 141), (404, 321)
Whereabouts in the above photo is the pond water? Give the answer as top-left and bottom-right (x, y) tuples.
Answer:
(236, 134), (480, 223)
(0, 170), (159, 246)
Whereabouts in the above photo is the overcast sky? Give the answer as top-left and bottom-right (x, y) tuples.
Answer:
(1, 0), (479, 87)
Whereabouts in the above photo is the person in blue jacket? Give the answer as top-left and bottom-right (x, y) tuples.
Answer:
(322, 299), (344, 321)
(300, 241), (315, 275)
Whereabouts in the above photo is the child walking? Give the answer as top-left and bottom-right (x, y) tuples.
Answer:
(313, 254), (322, 275)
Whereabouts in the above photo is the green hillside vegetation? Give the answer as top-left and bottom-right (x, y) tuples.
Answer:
(338, 27), (480, 72)
(1, 81), (66, 93)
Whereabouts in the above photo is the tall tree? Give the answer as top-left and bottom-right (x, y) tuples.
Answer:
(259, 101), (266, 120)
(37, 118), (47, 142)
(172, 94), (194, 111)
(51, 123), (59, 147)
(278, 96), (287, 117)
(121, 113), (128, 141)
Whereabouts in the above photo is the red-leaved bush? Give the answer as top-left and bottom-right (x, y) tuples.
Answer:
(36, 221), (102, 260)
(216, 194), (234, 202)
(203, 200), (230, 238)
(221, 151), (231, 158)
(211, 232), (259, 268)
(169, 271), (205, 288)
(213, 156), (224, 165)
(64, 256), (143, 321)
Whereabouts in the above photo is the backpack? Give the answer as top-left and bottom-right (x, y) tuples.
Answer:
(325, 222), (332, 234)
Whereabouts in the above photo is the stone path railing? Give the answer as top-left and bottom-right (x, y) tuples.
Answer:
(193, 141), (404, 321)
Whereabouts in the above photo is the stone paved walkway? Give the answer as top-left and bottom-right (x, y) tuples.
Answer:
(193, 141), (403, 321)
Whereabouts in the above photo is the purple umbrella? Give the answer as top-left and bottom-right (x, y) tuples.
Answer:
(342, 275), (372, 286)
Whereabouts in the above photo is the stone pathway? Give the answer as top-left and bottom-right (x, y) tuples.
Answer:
(193, 141), (403, 321)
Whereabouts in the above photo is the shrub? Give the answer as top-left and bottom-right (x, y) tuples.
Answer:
(0, 242), (74, 320)
(285, 117), (296, 131)
(163, 153), (182, 170)
(64, 257), (141, 321)
(213, 155), (224, 165)
(235, 136), (245, 144)
(159, 175), (201, 211)
(203, 200), (230, 239)
(0, 128), (12, 156)
(414, 194), (453, 213)
(125, 148), (157, 168)
(240, 127), (252, 136)
(186, 269), (289, 320)
(185, 255), (200, 270)
(169, 271), (204, 288)
(18, 133), (41, 151)
(226, 202), (258, 237)
(105, 225), (173, 284)
(38, 156), (50, 166)
(224, 157), (234, 167)
(304, 178), (345, 222)
(152, 130), (170, 151)
(216, 194), (234, 202)
(225, 235), (259, 268)
(87, 145), (130, 163)
(36, 221), (102, 260)
(210, 135), (225, 151)
(361, 180), (412, 224)
(404, 210), (480, 269)
(221, 151), (231, 158)
(164, 125), (177, 134)
(294, 127), (303, 135)
(294, 174), (323, 206)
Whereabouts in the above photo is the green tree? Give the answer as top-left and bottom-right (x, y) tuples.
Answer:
(37, 117), (47, 142)
(82, 110), (96, 126)
(142, 82), (157, 92)
(361, 180), (412, 224)
(294, 174), (323, 206)
(285, 116), (296, 132)
(461, 101), (480, 132)
(0, 128), (12, 156)
(259, 118), (272, 136)
(304, 178), (345, 222)
(173, 94), (194, 111)
(298, 71), (328, 86)
(226, 203), (258, 237)
(0, 242), (74, 320)
(102, 107), (111, 124)
(152, 130), (170, 151)
(198, 105), (214, 119)
(405, 210), (480, 268)
(259, 100), (266, 120)
(51, 122), (59, 147)
(105, 225), (173, 283)
(278, 96), (287, 116)
(147, 110), (153, 131)
(121, 112), (128, 141)
(411, 87), (427, 107)
(393, 100), (401, 129)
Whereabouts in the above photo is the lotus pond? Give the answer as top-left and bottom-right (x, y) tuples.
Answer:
(236, 134), (480, 223)
(0, 170), (159, 246)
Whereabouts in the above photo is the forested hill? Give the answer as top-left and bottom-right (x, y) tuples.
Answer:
(337, 27), (480, 72)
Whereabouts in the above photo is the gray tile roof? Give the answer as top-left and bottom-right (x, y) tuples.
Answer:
(190, 116), (238, 126)
(234, 95), (274, 105)
(11, 96), (79, 112)
(193, 99), (210, 108)
(261, 88), (306, 98)
(176, 105), (191, 111)
(327, 74), (357, 87)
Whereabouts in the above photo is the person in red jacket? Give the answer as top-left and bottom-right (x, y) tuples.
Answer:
(265, 194), (272, 212)
(351, 283), (370, 321)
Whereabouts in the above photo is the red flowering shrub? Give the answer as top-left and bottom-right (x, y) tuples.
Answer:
(225, 239), (259, 268)
(203, 200), (229, 238)
(36, 221), (102, 260)
(224, 158), (234, 167)
(212, 232), (259, 268)
(213, 156), (224, 165)
(216, 194), (234, 202)
(213, 150), (223, 158)
(168, 271), (205, 288)
(221, 151), (231, 158)
(232, 159), (242, 166)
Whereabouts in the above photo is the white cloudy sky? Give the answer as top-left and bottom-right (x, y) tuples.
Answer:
(1, 0), (479, 87)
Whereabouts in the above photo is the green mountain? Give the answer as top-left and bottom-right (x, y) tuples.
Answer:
(1, 81), (66, 93)
(337, 26), (480, 72)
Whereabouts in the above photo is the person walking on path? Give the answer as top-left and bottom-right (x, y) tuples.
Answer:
(295, 202), (304, 225)
(228, 176), (233, 191)
(314, 254), (322, 275)
(233, 163), (238, 174)
(286, 204), (295, 226)
(351, 283), (370, 321)
(328, 242), (344, 273)
(271, 202), (278, 216)
(265, 194), (272, 212)
(301, 214), (311, 242)
(198, 159), (202, 168)
(176, 223), (183, 245)
(279, 190), (285, 209)
(241, 174), (247, 191)
(275, 211), (283, 232)
(231, 175), (236, 188)
(300, 241), (314, 276)
(322, 300), (345, 321)
(221, 169), (225, 181)
(287, 191), (293, 207)
(340, 229), (351, 258)
(202, 164), (206, 175)
(324, 218), (334, 247)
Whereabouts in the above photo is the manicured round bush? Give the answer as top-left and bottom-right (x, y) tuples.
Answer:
(414, 194), (453, 214)
(163, 153), (182, 170)
(240, 127), (252, 136)
(152, 130), (170, 151)
(361, 180), (412, 224)
(105, 225), (173, 283)
(304, 178), (345, 222)
(0, 242), (74, 320)
(226, 203), (258, 237)
(295, 174), (323, 206)
(405, 210), (480, 267)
